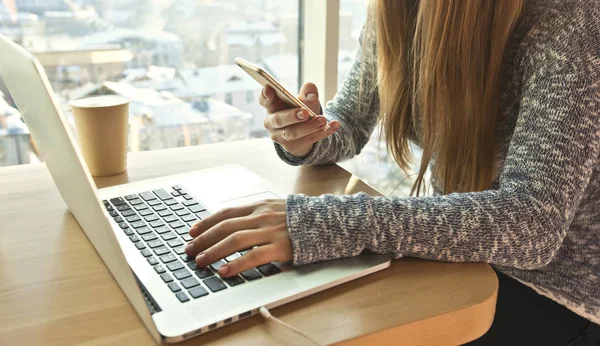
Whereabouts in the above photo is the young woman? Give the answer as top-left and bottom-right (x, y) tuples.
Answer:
(186, 0), (600, 343)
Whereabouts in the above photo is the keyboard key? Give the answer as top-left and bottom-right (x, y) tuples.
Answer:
(224, 275), (245, 287)
(129, 235), (140, 243)
(139, 192), (156, 201)
(144, 214), (159, 222)
(164, 199), (178, 206)
(168, 239), (184, 248)
(135, 242), (146, 250)
(161, 273), (173, 283)
(139, 208), (153, 216)
(154, 225), (171, 234)
(153, 189), (172, 201)
(164, 215), (179, 223)
(203, 276), (227, 292)
(161, 232), (177, 241)
(181, 255), (194, 263)
(167, 261), (184, 271)
(170, 220), (185, 229)
(148, 199), (162, 207)
(154, 265), (166, 274)
(180, 277), (200, 289)
(136, 226), (152, 235)
(150, 220), (165, 228)
(147, 239), (163, 248)
(129, 198), (143, 206)
(152, 204), (167, 212)
(116, 204), (132, 211)
(195, 210), (211, 219)
(171, 191), (181, 197)
(121, 209), (136, 217)
(187, 260), (198, 270)
(103, 200), (110, 206)
(114, 216), (124, 223)
(173, 246), (187, 255)
(182, 199), (198, 207)
(118, 222), (129, 230)
(195, 268), (214, 279)
(126, 215), (141, 223)
(182, 194), (193, 201)
(173, 269), (192, 280)
(131, 221), (146, 229)
(135, 204), (149, 211)
(160, 253), (177, 263)
(158, 209), (173, 217)
(154, 246), (170, 256)
(142, 233), (157, 242)
(125, 194), (137, 201)
(176, 291), (190, 303)
(181, 214), (197, 223)
(123, 228), (134, 236)
(210, 260), (227, 272)
(241, 269), (262, 281)
(257, 264), (281, 277)
(141, 249), (152, 258)
(173, 185), (183, 191)
(189, 286), (209, 299)
(189, 205), (207, 213)
(170, 203), (184, 211)
(182, 234), (193, 242)
(225, 253), (241, 262)
(105, 204), (114, 212)
(109, 210), (118, 217)
(176, 209), (190, 217)
(148, 257), (158, 266)
(110, 197), (127, 206)
(168, 282), (181, 293)
(175, 228), (189, 235)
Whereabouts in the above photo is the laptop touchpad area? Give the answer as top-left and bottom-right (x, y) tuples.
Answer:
(218, 192), (280, 209)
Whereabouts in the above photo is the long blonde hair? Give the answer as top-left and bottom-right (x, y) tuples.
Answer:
(367, 0), (524, 195)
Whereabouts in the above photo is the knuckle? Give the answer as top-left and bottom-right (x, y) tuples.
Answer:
(229, 232), (246, 247)
(272, 114), (283, 128)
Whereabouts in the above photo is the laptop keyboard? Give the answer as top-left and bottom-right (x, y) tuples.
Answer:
(103, 185), (281, 303)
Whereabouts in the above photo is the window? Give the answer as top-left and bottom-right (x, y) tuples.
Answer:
(0, 0), (300, 166)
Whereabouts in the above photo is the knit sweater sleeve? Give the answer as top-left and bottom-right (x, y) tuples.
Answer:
(274, 27), (380, 166)
(285, 4), (600, 268)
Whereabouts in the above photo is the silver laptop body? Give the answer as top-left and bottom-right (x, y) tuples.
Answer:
(0, 34), (391, 343)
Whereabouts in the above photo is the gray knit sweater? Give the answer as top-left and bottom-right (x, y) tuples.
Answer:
(276, 0), (600, 323)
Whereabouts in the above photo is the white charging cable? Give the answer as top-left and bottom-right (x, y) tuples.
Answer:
(259, 306), (323, 346)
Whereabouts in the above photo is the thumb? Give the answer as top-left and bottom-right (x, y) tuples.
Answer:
(298, 82), (322, 115)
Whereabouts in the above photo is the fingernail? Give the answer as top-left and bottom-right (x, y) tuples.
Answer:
(306, 93), (317, 101)
(316, 117), (326, 126)
(219, 265), (230, 276)
(262, 88), (267, 98)
(296, 110), (306, 120)
(196, 252), (206, 264)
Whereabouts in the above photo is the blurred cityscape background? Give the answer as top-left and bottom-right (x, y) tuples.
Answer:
(0, 0), (419, 197)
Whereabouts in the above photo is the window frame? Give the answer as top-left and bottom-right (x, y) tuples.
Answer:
(299, 0), (340, 103)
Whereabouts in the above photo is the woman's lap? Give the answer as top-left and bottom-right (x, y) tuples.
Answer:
(463, 270), (600, 346)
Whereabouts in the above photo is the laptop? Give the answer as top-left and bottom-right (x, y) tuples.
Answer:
(0, 34), (391, 343)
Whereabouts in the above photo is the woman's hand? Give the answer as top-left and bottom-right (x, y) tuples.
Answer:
(185, 199), (292, 277)
(260, 82), (341, 157)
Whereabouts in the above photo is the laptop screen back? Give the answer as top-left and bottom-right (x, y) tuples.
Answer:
(0, 34), (161, 343)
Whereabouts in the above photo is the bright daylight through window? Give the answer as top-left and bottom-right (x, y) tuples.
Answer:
(0, 0), (301, 166)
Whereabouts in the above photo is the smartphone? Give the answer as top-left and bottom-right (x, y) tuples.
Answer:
(234, 57), (322, 121)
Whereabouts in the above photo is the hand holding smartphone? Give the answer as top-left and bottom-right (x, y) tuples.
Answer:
(234, 57), (330, 132)
(235, 57), (340, 157)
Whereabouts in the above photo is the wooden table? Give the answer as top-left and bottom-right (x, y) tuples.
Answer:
(0, 139), (498, 346)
